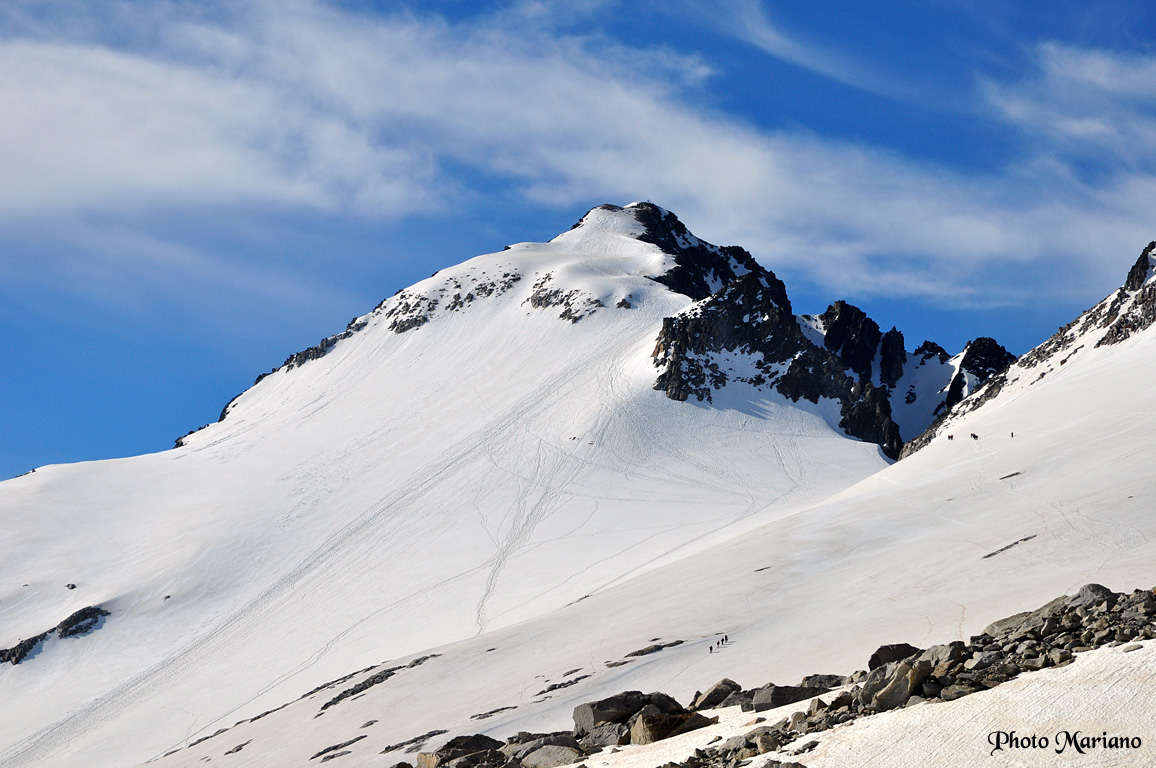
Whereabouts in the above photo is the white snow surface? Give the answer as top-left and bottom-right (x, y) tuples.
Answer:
(0, 204), (888, 767)
(5, 206), (1156, 768)
(135, 263), (1156, 768)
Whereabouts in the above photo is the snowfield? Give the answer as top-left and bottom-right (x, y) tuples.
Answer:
(3, 205), (1155, 768)
(0, 206), (888, 767)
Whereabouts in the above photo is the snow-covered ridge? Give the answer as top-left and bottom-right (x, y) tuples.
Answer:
(903, 240), (1156, 454)
(201, 202), (1007, 457)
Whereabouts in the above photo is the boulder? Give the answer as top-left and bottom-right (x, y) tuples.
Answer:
(982, 611), (1031, 638)
(963, 651), (1001, 671)
(572, 691), (647, 736)
(443, 750), (506, 768)
(417, 735), (505, 768)
(750, 685), (828, 712)
(502, 734), (583, 761)
(691, 679), (741, 710)
(629, 712), (716, 745)
(572, 691), (681, 737)
(858, 659), (932, 711)
(868, 643), (923, 670)
(1066, 584), (1117, 608)
(798, 674), (848, 689)
(521, 746), (585, 768)
(719, 690), (752, 709)
(577, 723), (628, 750)
(917, 642), (964, 667)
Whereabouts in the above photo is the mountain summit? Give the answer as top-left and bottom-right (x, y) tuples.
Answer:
(205, 202), (1009, 459)
(2, 203), (1014, 768)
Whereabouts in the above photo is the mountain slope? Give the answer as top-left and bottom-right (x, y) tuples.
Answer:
(1, 204), (899, 768)
(129, 236), (1156, 768)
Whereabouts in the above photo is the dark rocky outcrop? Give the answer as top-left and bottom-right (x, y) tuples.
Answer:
(819, 301), (881, 380)
(1, 605), (110, 665)
(1098, 242), (1156, 346)
(652, 274), (800, 403)
(1123, 241), (1156, 292)
(311, 736), (366, 760)
(913, 340), (949, 364)
(320, 654), (438, 712)
(622, 204), (763, 302)
(380, 730), (449, 755)
(624, 640), (684, 657)
(653, 285), (904, 457)
(56, 606), (109, 638)
(878, 328), (906, 388)
(937, 337), (1015, 415)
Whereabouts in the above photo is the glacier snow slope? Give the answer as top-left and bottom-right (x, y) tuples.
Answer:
(143, 245), (1156, 767)
(0, 206), (889, 767)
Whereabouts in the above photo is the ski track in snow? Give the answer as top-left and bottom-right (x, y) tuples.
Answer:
(0, 336), (647, 767)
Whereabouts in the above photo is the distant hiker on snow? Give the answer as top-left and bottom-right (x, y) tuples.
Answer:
(970, 433), (979, 440)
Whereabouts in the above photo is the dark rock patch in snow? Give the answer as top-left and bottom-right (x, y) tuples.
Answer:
(380, 729), (449, 755)
(311, 735), (367, 760)
(624, 640), (684, 657)
(523, 272), (604, 323)
(1, 605), (110, 665)
(471, 706), (517, 721)
(982, 534), (1036, 559)
(537, 675), (592, 695)
(319, 654), (438, 712)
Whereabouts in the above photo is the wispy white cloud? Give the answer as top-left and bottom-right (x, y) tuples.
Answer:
(674, 0), (915, 101)
(985, 42), (1156, 168)
(1, 0), (1154, 312)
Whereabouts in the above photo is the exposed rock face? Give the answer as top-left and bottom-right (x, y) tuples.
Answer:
(652, 274), (802, 403)
(913, 340), (949, 364)
(819, 301), (881, 380)
(878, 328), (907, 388)
(1097, 241), (1156, 346)
(650, 275), (905, 457)
(625, 203), (763, 301)
(937, 337), (1015, 415)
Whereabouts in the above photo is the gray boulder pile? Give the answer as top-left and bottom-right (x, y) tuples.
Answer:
(405, 584), (1155, 768)
(658, 583), (1156, 768)
(411, 690), (717, 768)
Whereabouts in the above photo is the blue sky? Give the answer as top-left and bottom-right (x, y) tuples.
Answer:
(3, 0), (1156, 479)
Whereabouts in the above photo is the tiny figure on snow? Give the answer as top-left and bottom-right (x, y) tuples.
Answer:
(970, 433), (979, 440)
(947, 434), (954, 441)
